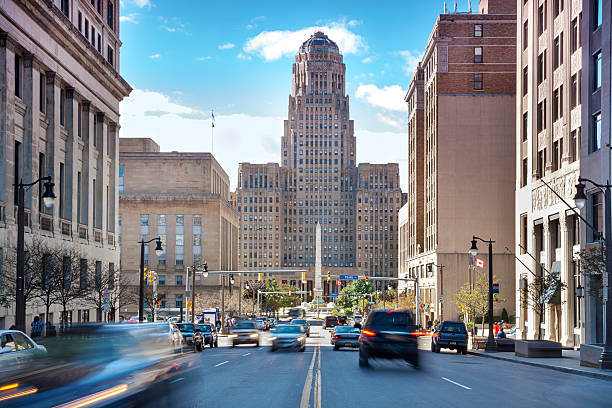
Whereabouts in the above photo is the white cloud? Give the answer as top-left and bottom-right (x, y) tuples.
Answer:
(396, 50), (423, 75)
(243, 20), (365, 61)
(236, 53), (252, 60)
(120, 14), (139, 24)
(361, 56), (373, 63)
(356, 128), (407, 191)
(131, 0), (151, 8)
(376, 113), (401, 129)
(148, 53), (161, 59)
(347, 19), (361, 27)
(219, 43), (236, 50)
(355, 84), (407, 112)
(197, 56), (212, 61)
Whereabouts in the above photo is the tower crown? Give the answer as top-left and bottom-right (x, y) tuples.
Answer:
(299, 31), (339, 55)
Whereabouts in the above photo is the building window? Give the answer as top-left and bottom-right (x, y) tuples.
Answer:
(570, 16), (580, 53)
(521, 157), (528, 187)
(536, 148), (546, 179)
(59, 88), (66, 126)
(520, 213), (528, 253)
(571, 73), (580, 108)
(176, 214), (184, 265)
(538, 4), (546, 36)
(592, 112), (602, 151)
(60, 0), (69, 18)
(553, 0), (563, 17)
(175, 294), (183, 308)
(158, 275), (166, 286)
(537, 52), (546, 84)
(140, 214), (149, 235)
(85, 19), (89, 40)
(594, 0), (602, 29)
(522, 66), (528, 96)
(553, 34), (563, 69)
(107, 1), (114, 30)
(570, 128), (579, 162)
(118, 165), (124, 193)
(473, 73), (483, 90)
(552, 86), (563, 122)
(107, 46), (114, 67)
(78, 11), (82, 32)
(552, 139), (560, 171)
(474, 24), (482, 37)
(14, 54), (21, 98)
(176, 275), (183, 287)
(522, 112), (528, 141)
(590, 191), (603, 242)
(97, 34), (101, 53)
(537, 99), (546, 133)
(523, 20), (528, 50)
(594, 51), (602, 90)
(59, 162), (65, 218)
(474, 47), (482, 63)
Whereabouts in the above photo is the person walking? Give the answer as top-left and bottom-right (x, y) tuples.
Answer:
(31, 316), (43, 339)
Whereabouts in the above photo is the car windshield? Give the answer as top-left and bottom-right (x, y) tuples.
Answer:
(256, 318), (266, 321)
(335, 326), (359, 333)
(441, 322), (467, 333)
(292, 320), (307, 325)
(326, 317), (338, 322)
(275, 326), (302, 334)
(197, 324), (212, 332)
(368, 312), (415, 330)
(176, 324), (195, 332)
(236, 321), (256, 329)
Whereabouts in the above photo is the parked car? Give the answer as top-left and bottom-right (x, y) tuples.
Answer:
(254, 317), (269, 330)
(323, 315), (339, 330)
(290, 319), (310, 337)
(0, 330), (47, 367)
(431, 321), (468, 354)
(331, 326), (361, 350)
(196, 323), (218, 348)
(175, 323), (204, 351)
(269, 324), (306, 352)
(230, 320), (260, 347)
(268, 318), (277, 328)
(358, 309), (419, 368)
(128, 316), (140, 324)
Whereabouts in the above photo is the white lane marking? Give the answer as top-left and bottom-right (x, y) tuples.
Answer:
(299, 346), (318, 408)
(441, 377), (472, 390)
(242, 353), (251, 356)
(214, 361), (229, 367)
(314, 345), (321, 408)
(169, 377), (184, 384)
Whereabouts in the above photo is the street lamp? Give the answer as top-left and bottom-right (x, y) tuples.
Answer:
(573, 177), (612, 369)
(190, 261), (208, 323)
(576, 284), (584, 299)
(139, 237), (163, 322)
(14, 176), (55, 331)
(469, 235), (497, 352)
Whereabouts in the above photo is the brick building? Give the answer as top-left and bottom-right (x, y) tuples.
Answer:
(399, 0), (517, 325)
(0, 0), (131, 328)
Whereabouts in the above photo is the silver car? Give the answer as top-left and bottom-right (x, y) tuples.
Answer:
(269, 324), (306, 352)
(0, 330), (47, 369)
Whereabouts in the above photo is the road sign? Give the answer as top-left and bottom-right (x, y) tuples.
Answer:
(103, 289), (110, 302)
(493, 283), (500, 294)
(604, 272), (609, 287)
(339, 275), (359, 280)
(439, 295), (444, 303)
(103, 299), (109, 313)
(368, 301), (375, 305)
(330, 293), (339, 298)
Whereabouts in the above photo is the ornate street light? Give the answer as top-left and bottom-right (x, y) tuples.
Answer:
(468, 236), (497, 352)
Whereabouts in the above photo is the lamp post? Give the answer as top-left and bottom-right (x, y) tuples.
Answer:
(574, 178), (612, 369)
(190, 262), (209, 323)
(14, 176), (55, 332)
(139, 237), (163, 322)
(469, 236), (497, 352)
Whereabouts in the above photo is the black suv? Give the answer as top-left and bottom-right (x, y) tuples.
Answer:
(358, 309), (419, 368)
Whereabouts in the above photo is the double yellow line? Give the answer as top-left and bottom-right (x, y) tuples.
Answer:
(300, 345), (321, 408)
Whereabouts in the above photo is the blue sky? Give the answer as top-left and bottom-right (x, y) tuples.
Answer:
(118, 0), (467, 190)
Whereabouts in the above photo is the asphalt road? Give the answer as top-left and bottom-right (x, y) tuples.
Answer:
(161, 321), (612, 408)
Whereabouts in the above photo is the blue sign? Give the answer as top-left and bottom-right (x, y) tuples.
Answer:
(339, 275), (359, 280)
(493, 283), (499, 294)
(330, 293), (339, 298)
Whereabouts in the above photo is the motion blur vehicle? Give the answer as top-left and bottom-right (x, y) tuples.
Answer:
(358, 309), (419, 368)
(176, 323), (204, 351)
(230, 320), (260, 347)
(290, 319), (310, 337)
(431, 321), (468, 354)
(268, 318), (277, 328)
(0, 330), (47, 367)
(331, 326), (361, 350)
(288, 307), (306, 319)
(352, 315), (363, 325)
(197, 323), (218, 348)
(338, 315), (348, 325)
(0, 323), (196, 407)
(323, 315), (339, 330)
(254, 317), (269, 330)
(269, 324), (306, 352)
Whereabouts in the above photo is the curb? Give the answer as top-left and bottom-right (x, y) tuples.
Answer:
(467, 351), (612, 382)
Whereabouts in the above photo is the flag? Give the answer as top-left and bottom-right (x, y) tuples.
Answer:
(475, 258), (486, 269)
(211, 110), (215, 128)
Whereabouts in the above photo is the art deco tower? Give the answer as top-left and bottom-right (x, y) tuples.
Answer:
(281, 32), (357, 268)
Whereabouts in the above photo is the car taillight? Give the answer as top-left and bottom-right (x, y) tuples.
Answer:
(362, 330), (376, 337)
(431, 333), (440, 338)
(333, 335), (340, 339)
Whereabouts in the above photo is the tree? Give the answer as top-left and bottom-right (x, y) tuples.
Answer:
(455, 271), (504, 335)
(52, 246), (85, 327)
(242, 280), (266, 314)
(337, 279), (374, 311)
(577, 244), (605, 299)
(521, 271), (565, 340)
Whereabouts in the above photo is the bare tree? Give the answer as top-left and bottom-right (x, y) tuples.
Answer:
(52, 245), (86, 327)
(108, 272), (138, 321)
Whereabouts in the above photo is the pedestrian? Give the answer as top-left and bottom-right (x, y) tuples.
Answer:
(497, 326), (506, 339)
(31, 316), (43, 339)
(216, 319), (221, 332)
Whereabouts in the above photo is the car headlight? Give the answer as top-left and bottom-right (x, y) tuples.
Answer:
(269, 337), (277, 342)
(297, 337), (305, 342)
(229, 334), (238, 338)
(250, 333), (259, 338)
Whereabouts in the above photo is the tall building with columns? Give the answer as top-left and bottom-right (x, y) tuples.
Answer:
(0, 0), (131, 328)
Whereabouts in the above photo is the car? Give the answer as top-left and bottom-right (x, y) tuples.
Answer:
(290, 319), (310, 337)
(175, 322), (204, 351)
(196, 323), (218, 348)
(331, 326), (361, 350)
(254, 317), (269, 330)
(128, 316), (140, 323)
(338, 315), (348, 325)
(353, 315), (363, 325)
(358, 309), (419, 369)
(268, 318), (277, 328)
(431, 321), (468, 354)
(323, 315), (339, 330)
(0, 330), (47, 368)
(229, 320), (260, 347)
(269, 324), (306, 352)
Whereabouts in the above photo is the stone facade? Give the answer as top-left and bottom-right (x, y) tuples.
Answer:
(119, 139), (238, 318)
(0, 0), (131, 328)
(232, 32), (402, 298)
(399, 0), (517, 326)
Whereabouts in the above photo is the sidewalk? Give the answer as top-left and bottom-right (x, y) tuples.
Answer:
(468, 348), (612, 382)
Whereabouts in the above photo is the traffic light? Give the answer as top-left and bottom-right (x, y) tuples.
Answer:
(365, 276), (369, 284)
(327, 271), (331, 281)
(258, 272), (262, 282)
(203, 261), (208, 272)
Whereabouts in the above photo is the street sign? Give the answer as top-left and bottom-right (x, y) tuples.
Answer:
(339, 275), (359, 280)
(330, 293), (339, 298)
(103, 299), (109, 313)
(603, 272), (609, 287)
(493, 283), (499, 294)
(439, 295), (444, 303)
(368, 301), (375, 305)
(103, 289), (110, 302)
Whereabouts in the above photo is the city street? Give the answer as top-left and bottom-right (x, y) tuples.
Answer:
(165, 322), (612, 408)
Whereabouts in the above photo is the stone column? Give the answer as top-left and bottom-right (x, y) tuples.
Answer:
(44, 71), (57, 218)
(107, 122), (116, 234)
(543, 220), (555, 341)
(528, 225), (539, 340)
(81, 100), (91, 228)
(0, 32), (8, 208)
(95, 112), (104, 231)
(22, 53), (34, 209)
(64, 87), (74, 222)
(559, 213), (573, 346)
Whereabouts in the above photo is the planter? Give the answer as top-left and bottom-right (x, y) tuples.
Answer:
(580, 344), (604, 368)
(515, 340), (562, 358)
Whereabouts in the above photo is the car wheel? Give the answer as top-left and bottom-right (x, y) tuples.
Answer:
(456, 347), (462, 354)
(406, 356), (419, 368)
(333, 345), (339, 351)
(461, 347), (467, 355)
(231, 342), (235, 348)
(270, 346), (276, 352)
(435, 345), (441, 353)
(299, 345), (306, 352)
(431, 342), (435, 353)
(255, 342), (260, 347)
(359, 352), (370, 368)
(196, 343), (203, 352)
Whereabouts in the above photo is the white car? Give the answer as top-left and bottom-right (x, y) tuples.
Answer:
(0, 330), (47, 368)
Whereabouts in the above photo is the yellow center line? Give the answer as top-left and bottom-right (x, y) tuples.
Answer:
(300, 345), (318, 408)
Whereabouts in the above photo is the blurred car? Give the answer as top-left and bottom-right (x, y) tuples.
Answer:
(353, 315), (363, 325)
(290, 319), (310, 337)
(128, 316), (140, 323)
(331, 326), (361, 350)
(254, 317), (269, 330)
(338, 316), (348, 325)
(268, 318), (277, 328)
(167, 316), (180, 324)
(229, 320), (260, 347)
(431, 321), (468, 354)
(196, 323), (218, 348)
(269, 324), (306, 352)
(358, 309), (419, 368)
(323, 315), (339, 330)
(175, 323), (204, 351)
(0, 330), (47, 367)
